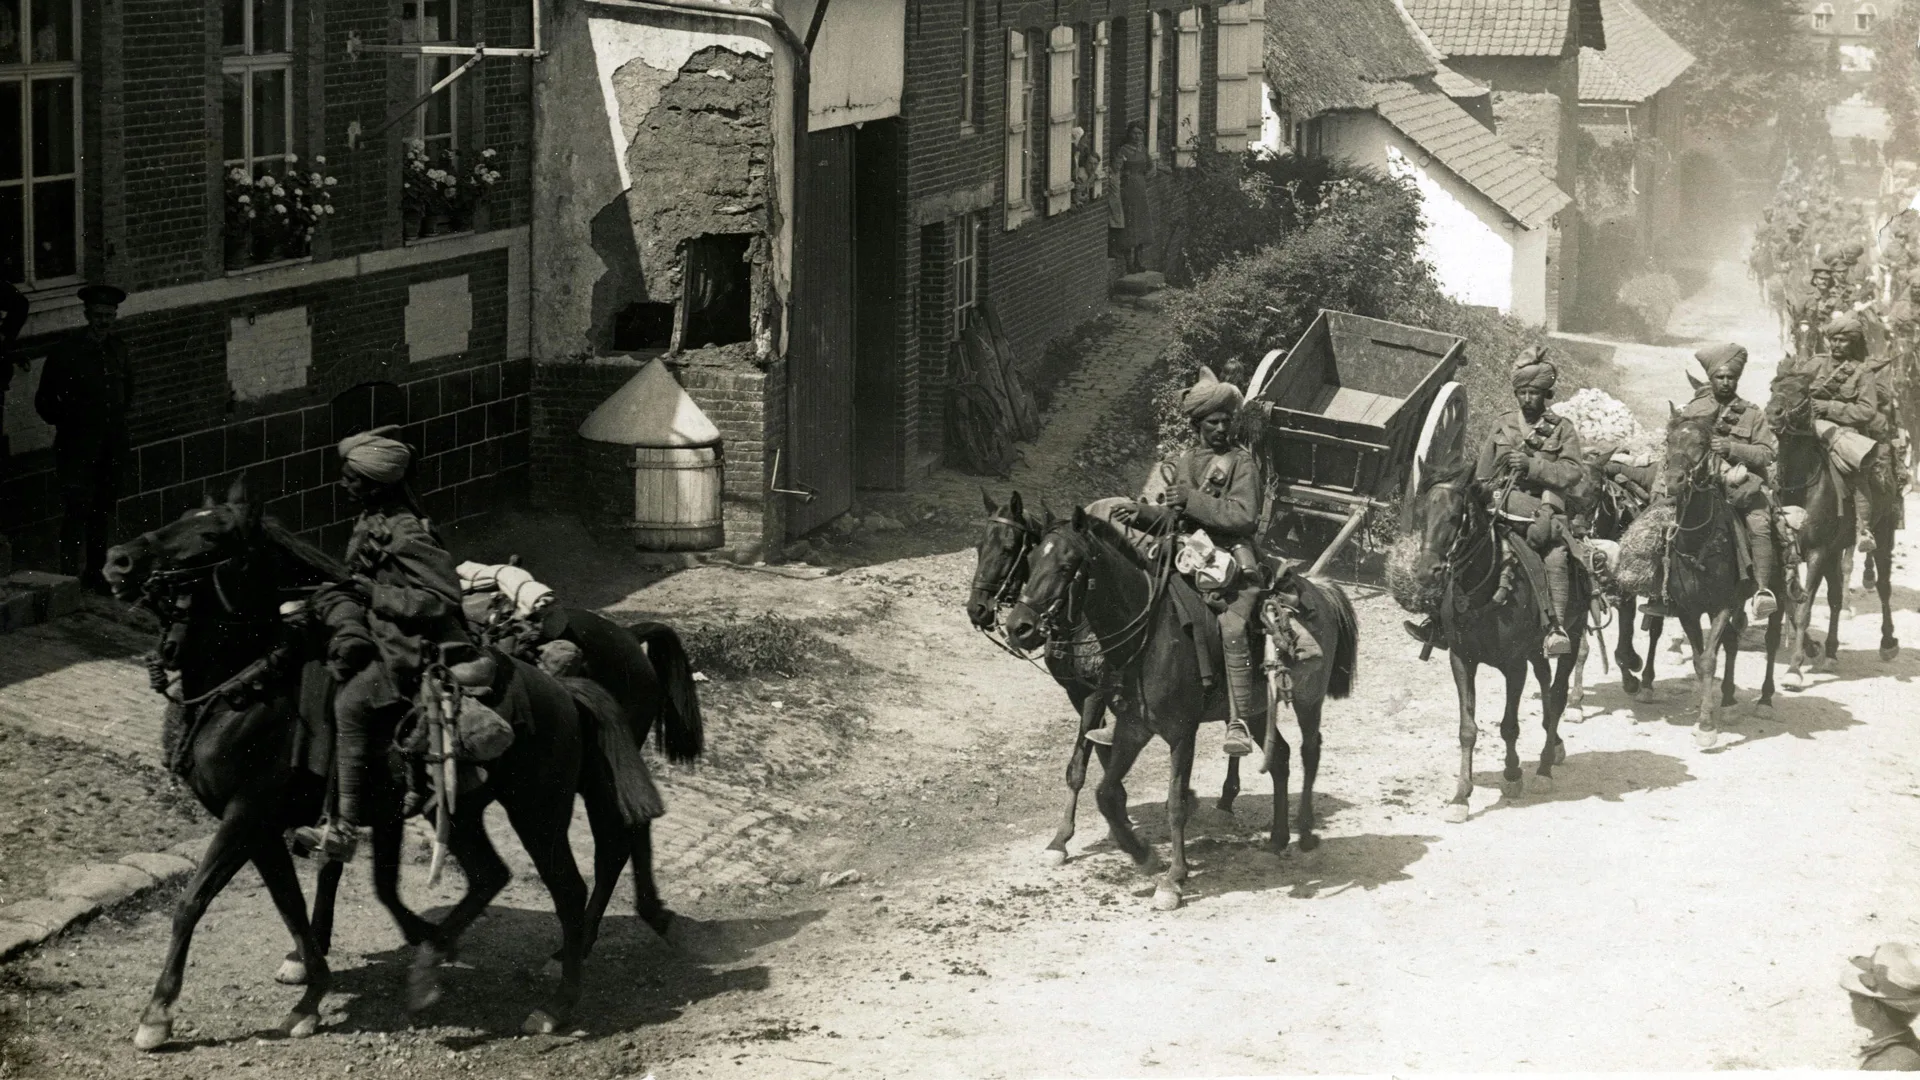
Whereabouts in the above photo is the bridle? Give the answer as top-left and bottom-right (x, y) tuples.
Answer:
(971, 514), (1050, 668)
(1667, 430), (1724, 539)
(1425, 480), (1501, 604)
(128, 521), (293, 713)
(1019, 520), (1170, 673)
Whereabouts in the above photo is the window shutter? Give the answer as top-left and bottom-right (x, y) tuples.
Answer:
(1214, 3), (1247, 152)
(1093, 21), (1109, 199)
(1005, 29), (1030, 220)
(1245, 0), (1265, 142)
(1047, 25), (1077, 216)
(1176, 7), (1202, 167)
(1148, 12), (1164, 161)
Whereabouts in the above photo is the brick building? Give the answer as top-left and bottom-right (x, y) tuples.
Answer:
(0, 0), (537, 566)
(531, 0), (1264, 558)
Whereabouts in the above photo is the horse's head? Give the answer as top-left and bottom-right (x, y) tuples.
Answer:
(968, 489), (1047, 629)
(1766, 371), (1816, 436)
(1663, 406), (1716, 495)
(104, 476), (275, 617)
(1004, 510), (1092, 651)
(1412, 462), (1477, 588)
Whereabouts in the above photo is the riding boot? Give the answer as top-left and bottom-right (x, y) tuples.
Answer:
(1404, 616), (1446, 649)
(1220, 608), (1259, 758)
(292, 694), (373, 863)
(1543, 549), (1573, 657)
(1850, 472), (1878, 553)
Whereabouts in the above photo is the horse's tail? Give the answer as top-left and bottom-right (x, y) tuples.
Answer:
(1306, 575), (1360, 700)
(563, 675), (666, 825)
(627, 621), (704, 764)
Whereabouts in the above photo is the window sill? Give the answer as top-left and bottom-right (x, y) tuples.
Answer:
(1004, 205), (1036, 231)
(226, 255), (314, 278)
(959, 122), (982, 136)
(405, 230), (476, 247)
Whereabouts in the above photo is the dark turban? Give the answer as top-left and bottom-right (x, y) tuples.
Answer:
(338, 425), (413, 485)
(1181, 366), (1244, 420)
(1693, 342), (1747, 379)
(1824, 312), (1865, 339)
(1510, 345), (1557, 393)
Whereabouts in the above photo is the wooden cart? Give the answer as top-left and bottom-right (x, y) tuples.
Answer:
(1244, 309), (1468, 575)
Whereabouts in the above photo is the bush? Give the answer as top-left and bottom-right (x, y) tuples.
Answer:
(1171, 150), (1420, 283)
(1616, 271), (1682, 338)
(681, 613), (841, 679)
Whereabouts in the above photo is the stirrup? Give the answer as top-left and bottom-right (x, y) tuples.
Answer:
(1083, 723), (1116, 747)
(1543, 628), (1573, 657)
(1221, 718), (1256, 757)
(1749, 590), (1778, 620)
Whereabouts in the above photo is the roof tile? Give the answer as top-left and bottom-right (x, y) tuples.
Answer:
(1367, 79), (1573, 227)
(1402, 0), (1582, 57)
(1577, 0), (1693, 103)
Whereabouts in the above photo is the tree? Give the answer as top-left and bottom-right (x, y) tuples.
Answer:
(1637, 0), (1836, 144)
(1870, 2), (1920, 161)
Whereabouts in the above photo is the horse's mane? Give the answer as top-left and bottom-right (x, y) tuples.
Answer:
(261, 517), (348, 583)
(1075, 513), (1153, 570)
(1418, 456), (1477, 497)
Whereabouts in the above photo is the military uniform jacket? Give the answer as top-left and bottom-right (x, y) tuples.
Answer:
(34, 330), (131, 458)
(1168, 445), (1259, 553)
(314, 508), (471, 687)
(1475, 410), (1588, 508)
(1809, 355), (1897, 442)
(1679, 391), (1775, 511)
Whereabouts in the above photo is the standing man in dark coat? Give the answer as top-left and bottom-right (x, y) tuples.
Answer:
(0, 279), (30, 465)
(34, 284), (130, 589)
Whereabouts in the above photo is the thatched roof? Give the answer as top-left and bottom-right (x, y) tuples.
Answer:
(1262, 0), (1436, 117)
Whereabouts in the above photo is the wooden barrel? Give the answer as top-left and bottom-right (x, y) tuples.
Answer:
(630, 444), (724, 551)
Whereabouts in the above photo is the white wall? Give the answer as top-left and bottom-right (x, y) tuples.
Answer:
(1322, 111), (1550, 324)
(786, 0), (905, 131)
(1255, 77), (1285, 156)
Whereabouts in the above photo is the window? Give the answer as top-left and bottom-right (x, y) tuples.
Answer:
(1175, 7), (1202, 166)
(223, 0), (294, 181)
(681, 234), (752, 349)
(1857, 4), (1876, 31)
(960, 0), (978, 127)
(1812, 3), (1834, 30)
(1215, 2), (1249, 151)
(1091, 21), (1109, 199)
(1147, 12), (1164, 161)
(951, 212), (979, 340)
(402, 1), (459, 153)
(1, 0), (81, 286)
(1046, 25), (1077, 216)
(1005, 29), (1034, 223)
(1244, 0), (1265, 141)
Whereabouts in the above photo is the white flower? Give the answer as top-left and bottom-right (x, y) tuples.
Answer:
(236, 193), (251, 204)
(324, 177), (337, 187)
(408, 138), (425, 152)
(294, 187), (304, 196)
(324, 204), (335, 215)
(275, 204), (287, 213)
(228, 166), (248, 183)
(481, 148), (497, 158)
(285, 152), (298, 164)
(257, 174), (275, 187)
(314, 155), (326, 165)
(272, 186), (286, 197)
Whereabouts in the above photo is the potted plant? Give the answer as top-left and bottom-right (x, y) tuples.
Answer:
(223, 167), (257, 271)
(403, 139), (440, 239)
(280, 155), (337, 259)
(450, 148), (503, 232)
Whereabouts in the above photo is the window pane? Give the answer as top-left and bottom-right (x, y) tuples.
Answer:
(251, 67), (287, 161)
(31, 177), (73, 279)
(0, 186), (21, 282)
(30, 78), (72, 177)
(423, 0), (454, 41)
(422, 57), (453, 139)
(0, 82), (18, 181)
(30, 0), (71, 63)
(222, 71), (245, 162)
(253, 0), (287, 53)
(0, 0), (21, 66)
(222, 0), (244, 51)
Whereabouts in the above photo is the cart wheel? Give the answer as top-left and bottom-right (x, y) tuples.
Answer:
(1410, 381), (1467, 494)
(1245, 348), (1287, 400)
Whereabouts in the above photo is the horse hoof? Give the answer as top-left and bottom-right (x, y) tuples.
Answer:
(133, 1021), (172, 1052)
(1634, 687), (1658, 704)
(542, 958), (564, 983)
(1297, 833), (1320, 853)
(1751, 700), (1775, 718)
(1814, 656), (1836, 674)
(522, 1009), (561, 1036)
(406, 965), (444, 1015)
(275, 956), (308, 985)
(1554, 743), (1568, 765)
(1881, 643), (1900, 662)
(1502, 780), (1524, 799)
(1529, 775), (1555, 795)
(1442, 803), (1470, 824)
(1694, 729), (1718, 750)
(1039, 848), (1068, 868)
(280, 1011), (319, 1039)
(1151, 886), (1182, 912)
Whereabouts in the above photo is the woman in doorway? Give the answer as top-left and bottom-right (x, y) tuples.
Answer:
(1113, 120), (1155, 274)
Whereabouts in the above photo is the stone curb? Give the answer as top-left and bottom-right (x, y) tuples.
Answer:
(0, 833), (215, 964)
(0, 570), (83, 636)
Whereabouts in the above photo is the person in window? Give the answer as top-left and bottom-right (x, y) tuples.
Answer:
(35, 284), (130, 591)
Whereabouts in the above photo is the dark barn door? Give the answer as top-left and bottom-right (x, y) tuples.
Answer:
(786, 126), (857, 537)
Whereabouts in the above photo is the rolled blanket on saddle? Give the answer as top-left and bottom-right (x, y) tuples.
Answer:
(458, 560), (555, 620)
(1387, 533), (1441, 616)
(1811, 418), (1879, 475)
(1613, 504), (1675, 598)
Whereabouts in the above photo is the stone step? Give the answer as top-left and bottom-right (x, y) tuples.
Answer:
(0, 571), (82, 635)
(1110, 271), (1167, 297)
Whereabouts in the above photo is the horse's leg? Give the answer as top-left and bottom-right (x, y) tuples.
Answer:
(625, 821), (672, 938)
(1092, 724), (1153, 868)
(1638, 615), (1664, 699)
(1445, 653), (1478, 824)
(1877, 523), (1899, 660)
(1534, 651), (1574, 793)
(1823, 552), (1845, 668)
(1262, 697), (1292, 855)
(1153, 729), (1198, 912)
(135, 811), (259, 1050)
(1568, 631), (1588, 721)
(1618, 596), (1644, 693)
(1220, 756), (1242, 817)
(407, 806), (512, 1017)
(1758, 607), (1783, 711)
(1498, 662), (1525, 800)
(576, 769), (632, 961)
(368, 816), (438, 949)
(1293, 696), (1322, 853)
(279, 856), (344, 986)
(505, 795), (590, 1035)
(1529, 655), (1552, 703)
(1046, 691), (1106, 864)
(1720, 615), (1741, 709)
(251, 840), (330, 1039)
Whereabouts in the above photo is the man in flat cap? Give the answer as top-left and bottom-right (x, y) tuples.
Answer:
(1679, 343), (1784, 619)
(1410, 347), (1588, 656)
(1080, 367), (1318, 756)
(1843, 943), (1920, 1070)
(298, 426), (497, 861)
(1811, 312), (1900, 552)
(34, 284), (129, 590)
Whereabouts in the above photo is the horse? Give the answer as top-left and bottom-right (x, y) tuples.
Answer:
(1657, 410), (1782, 747)
(1410, 464), (1588, 823)
(1003, 509), (1357, 909)
(101, 480), (668, 1048)
(1561, 457), (1665, 716)
(1767, 371), (1900, 675)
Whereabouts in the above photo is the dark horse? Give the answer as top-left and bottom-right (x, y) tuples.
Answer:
(1657, 410), (1783, 748)
(1568, 463), (1666, 709)
(1003, 509), (1357, 909)
(968, 492), (1287, 865)
(102, 480), (692, 1048)
(1411, 465), (1588, 822)
(1767, 371), (1900, 678)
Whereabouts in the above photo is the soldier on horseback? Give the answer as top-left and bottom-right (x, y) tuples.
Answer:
(1678, 343), (1784, 621)
(1808, 313), (1902, 555)
(1079, 367), (1320, 758)
(293, 426), (502, 862)
(1406, 347), (1588, 656)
